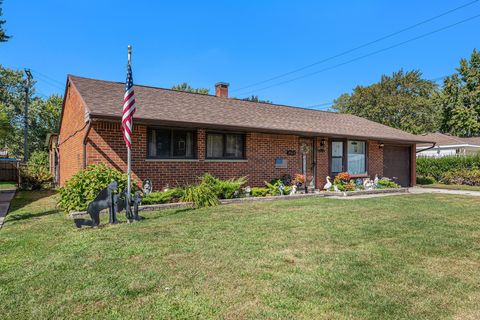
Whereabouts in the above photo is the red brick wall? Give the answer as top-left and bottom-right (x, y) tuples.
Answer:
(58, 83), (88, 185)
(81, 121), (394, 190)
(368, 140), (384, 178)
(86, 121), (309, 190)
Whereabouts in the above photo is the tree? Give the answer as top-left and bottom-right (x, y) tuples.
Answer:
(242, 95), (272, 104)
(332, 69), (441, 134)
(0, 0), (10, 42)
(171, 82), (209, 95)
(439, 49), (480, 137)
(0, 65), (62, 158)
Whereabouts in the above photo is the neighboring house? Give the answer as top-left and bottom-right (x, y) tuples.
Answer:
(416, 132), (480, 157)
(55, 75), (432, 189)
(46, 133), (59, 185)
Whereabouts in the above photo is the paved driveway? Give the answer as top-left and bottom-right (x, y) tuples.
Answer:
(409, 187), (480, 197)
(0, 190), (16, 229)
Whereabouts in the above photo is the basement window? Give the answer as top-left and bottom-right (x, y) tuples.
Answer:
(147, 127), (195, 159)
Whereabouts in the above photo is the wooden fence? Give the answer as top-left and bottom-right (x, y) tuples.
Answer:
(0, 160), (19, 182)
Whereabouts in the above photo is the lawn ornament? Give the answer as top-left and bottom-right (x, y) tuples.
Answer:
(244, 186), (251, 197)
(333, 185), (339, 192)
(132, 191), (142, 220)
(363, 178), (374, 190)
(374, 174), (379, 186)
(289, 185), (297, 195)
(113, 188), (128, 221)
(323, 176), (332, 190)
(87, 180), (118, 226)
(142, 179), (153, 195)
(278, 181), (285, 195)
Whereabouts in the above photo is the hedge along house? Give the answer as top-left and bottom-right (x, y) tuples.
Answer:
(56, 75), (433, 190)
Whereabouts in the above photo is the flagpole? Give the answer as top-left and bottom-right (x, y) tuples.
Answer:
(126, 45), (132, 220)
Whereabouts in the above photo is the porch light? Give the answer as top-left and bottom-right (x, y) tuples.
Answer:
(379, 143), (385, 149)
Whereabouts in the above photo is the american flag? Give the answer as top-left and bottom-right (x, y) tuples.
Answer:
(122, 62), (136, 148)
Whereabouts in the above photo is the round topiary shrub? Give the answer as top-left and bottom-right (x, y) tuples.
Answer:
(58, 164), (135, 212)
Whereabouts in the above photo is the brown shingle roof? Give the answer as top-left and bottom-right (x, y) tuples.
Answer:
(417, 132), (480, 147)
(69, 75), (433, 144)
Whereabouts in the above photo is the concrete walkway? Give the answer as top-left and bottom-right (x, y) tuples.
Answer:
(409, 187), (480, 197)
(0, 190), (16, 229)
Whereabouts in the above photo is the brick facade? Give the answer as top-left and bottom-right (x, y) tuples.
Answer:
(58, 83), (89, 185)
(78, 120), (390, 191)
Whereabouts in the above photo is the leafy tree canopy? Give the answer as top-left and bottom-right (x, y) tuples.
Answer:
(242, 95), (272, 104)
(0, 0), (10, 42)
(332, 69), (441, 134)
(0, 65), (62, 158)
(439, 49), (480, 137)
(171, 82), (209, 95)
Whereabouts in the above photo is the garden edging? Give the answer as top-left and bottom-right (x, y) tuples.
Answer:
(69, 188), (409, 219)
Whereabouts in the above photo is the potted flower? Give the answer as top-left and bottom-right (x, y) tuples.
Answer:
(293, 173), (306, 189)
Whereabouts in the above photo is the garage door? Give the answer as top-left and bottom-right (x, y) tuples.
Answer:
(383, 145), (411, 187)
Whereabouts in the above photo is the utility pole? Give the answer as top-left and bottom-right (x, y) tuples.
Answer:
(24, 69), (32, 162)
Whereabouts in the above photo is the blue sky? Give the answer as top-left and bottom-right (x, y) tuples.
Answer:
(2, 0), (479, 110)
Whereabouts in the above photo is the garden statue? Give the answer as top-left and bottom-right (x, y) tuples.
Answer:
(132, 191), (142, 220)
(363, 178), (374, 190)
(87, 180), (118, 227)
(333, 185), (339, 192)
(323, 176), (332, 190)
(374, 174), (379, 186)
(278, 181), (285, 195)
(113, 188), (128, 221)
(142, 179), (153, 195)
(289, 185), (297, 195)
(244, 186), (251, 197)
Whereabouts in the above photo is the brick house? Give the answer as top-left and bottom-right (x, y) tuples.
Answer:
(55, 75), (432, 190)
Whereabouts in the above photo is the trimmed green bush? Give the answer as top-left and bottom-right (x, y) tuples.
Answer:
(141, 189), (182, 205)
(376, 179), (400, 189)
(251, 187), (269, 197)
(441, 169), (480, 186)
(58, 164), (135, 212)
(417, 153), (480, 181)
(416, 175), (436, 185)
(20, 151), (53, 190)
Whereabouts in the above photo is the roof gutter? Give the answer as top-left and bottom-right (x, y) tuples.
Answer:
(416, 142), (436, 154)
(82, 120), (92, 169)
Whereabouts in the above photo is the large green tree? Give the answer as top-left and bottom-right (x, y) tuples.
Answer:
(439, 49), (480, 137)
(332, 69), (441, 134)
(0, 0), (10, 42)
(242, 95), (272, 104)
(0, 65), (62, 158)
(171, 82), (209, 95)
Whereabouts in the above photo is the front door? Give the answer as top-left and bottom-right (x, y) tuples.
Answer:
(383, 145), (411, 187)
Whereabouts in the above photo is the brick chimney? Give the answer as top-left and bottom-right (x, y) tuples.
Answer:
(215, 82), (229, 97)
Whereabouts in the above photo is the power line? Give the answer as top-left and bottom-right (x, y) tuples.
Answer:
(238, 13), (480, 96)
(232, 0), (479, 93)
(302, 74), (451, 111)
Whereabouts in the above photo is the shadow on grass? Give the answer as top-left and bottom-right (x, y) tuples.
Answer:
(7, 209), (60, 222)
(8, 190), (57, 213)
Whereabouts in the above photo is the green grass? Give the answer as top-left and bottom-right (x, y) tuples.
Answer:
(1, 191), (480, 319)
(0, 181), (16, 189)
(420, 183), (480, 192)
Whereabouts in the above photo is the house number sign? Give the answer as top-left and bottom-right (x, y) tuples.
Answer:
(286, 150), (296, 156)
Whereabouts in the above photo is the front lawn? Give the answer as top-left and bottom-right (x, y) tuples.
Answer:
(0, 181), (16, 189)
(1, 191), (479, 319)
(420, 183), (480, 192)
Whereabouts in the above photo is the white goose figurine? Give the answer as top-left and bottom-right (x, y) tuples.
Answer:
(289, 185), (297, 195)
(323, 176), (332, 190)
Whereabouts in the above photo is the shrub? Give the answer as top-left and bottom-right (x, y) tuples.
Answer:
(251, 187), (269, 197)
(58, 164), (135, 212)
(180, 183), (218, 208)
(376, 178), (400, 189)
(416, 175), (435, 185)
(141, 189), (182, 205)
(20, 151), (53, 190)
(416, 153), (480, 181)
(441, 169), (480, 186)
(200, 173), (247, 199)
